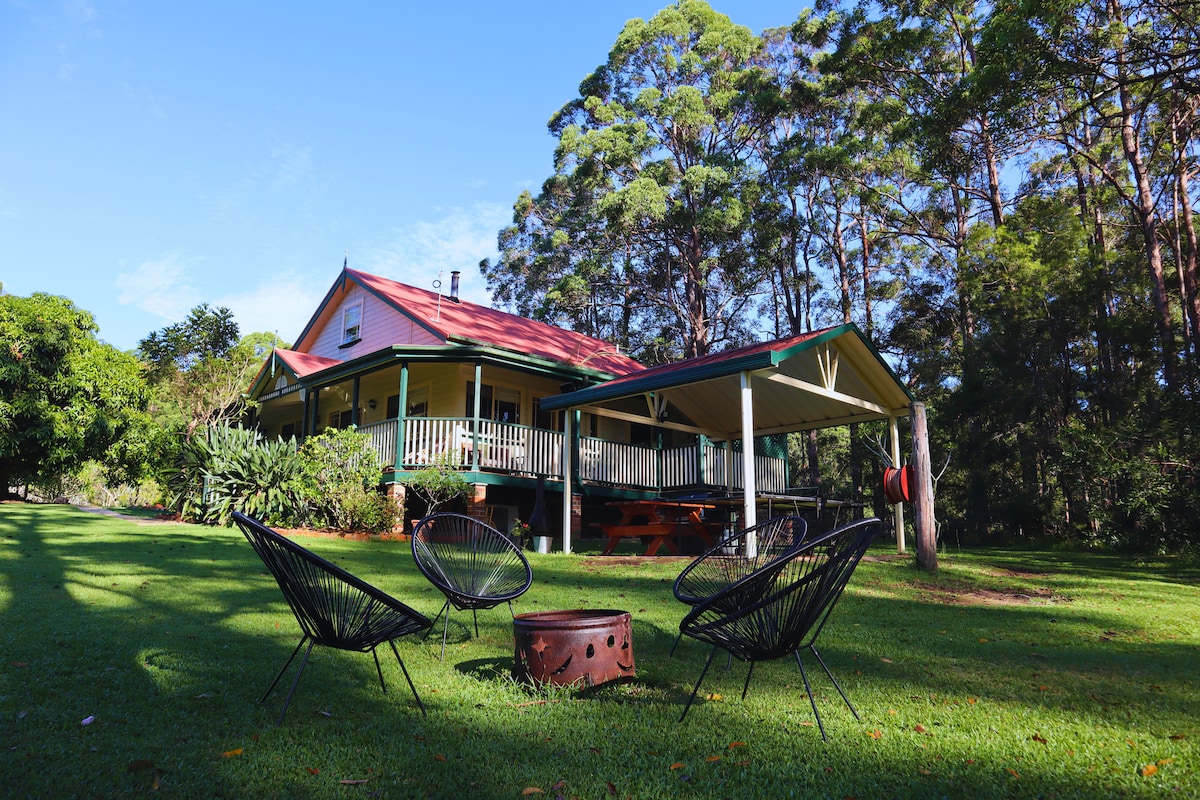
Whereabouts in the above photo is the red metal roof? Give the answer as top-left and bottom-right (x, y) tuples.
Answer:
(275, 348), (343, 378)
(347, 268), (643, 376)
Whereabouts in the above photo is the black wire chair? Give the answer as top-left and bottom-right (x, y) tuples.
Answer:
(233, 512), (432, 724)
(677, 517), (882, 739)
(411, 512), (534, 660)
(669, 515), (809, 657)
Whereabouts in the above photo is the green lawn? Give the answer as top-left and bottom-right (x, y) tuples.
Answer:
(1, 504), (1197, 799)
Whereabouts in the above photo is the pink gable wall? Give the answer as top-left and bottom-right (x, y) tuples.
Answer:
(305, 282), (443, 361)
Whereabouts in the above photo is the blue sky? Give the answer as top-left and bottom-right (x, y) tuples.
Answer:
(1, 1), (811, 352)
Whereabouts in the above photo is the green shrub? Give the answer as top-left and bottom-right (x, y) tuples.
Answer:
(402, 455), (471, 515)
(298, 427), (395, 531)
(170, 423), (307, 527)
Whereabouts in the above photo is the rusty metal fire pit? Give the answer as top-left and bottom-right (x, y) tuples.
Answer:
(513, 609), (635, 688)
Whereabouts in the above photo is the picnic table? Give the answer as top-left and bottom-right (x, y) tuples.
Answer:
(599, 500), (718, 556)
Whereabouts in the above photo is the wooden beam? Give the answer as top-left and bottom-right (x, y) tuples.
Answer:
(762, 372), (892, 415)
(575, 403), (714, 437)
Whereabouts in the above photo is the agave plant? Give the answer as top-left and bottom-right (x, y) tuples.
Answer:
(170, 423), (307, 527)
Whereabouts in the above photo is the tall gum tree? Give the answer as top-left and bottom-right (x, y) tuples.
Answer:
(490, 0), (769, 361)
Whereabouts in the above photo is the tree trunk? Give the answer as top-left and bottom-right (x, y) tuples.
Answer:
(910, 402), (938, 572)
(1111, 0), (1176, 389)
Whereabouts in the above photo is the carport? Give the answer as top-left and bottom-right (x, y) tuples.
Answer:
(539, 323), (936, 566)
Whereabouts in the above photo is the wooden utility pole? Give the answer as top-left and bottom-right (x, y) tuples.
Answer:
(910, 402), (937, 572)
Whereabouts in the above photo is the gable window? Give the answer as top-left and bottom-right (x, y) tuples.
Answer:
(340, 302), (363, 346)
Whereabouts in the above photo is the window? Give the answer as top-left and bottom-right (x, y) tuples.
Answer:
(533, 397), (558, 430)
(328, 409), (354, 429)
(341, 302), (362, 346)
(281, 422), (298, 440)
(467, 382), (520, 423)
(405, 386), (429, 417)
(274, 374), (288, 391)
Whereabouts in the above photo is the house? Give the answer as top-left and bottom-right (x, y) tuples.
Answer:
(247, 265), (779, 535)
(246, 265), (920, 549)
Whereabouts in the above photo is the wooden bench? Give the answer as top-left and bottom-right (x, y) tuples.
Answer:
(599, 523), (680, 556)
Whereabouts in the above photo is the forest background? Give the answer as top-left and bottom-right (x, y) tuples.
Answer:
(2, 0), (1197, 553)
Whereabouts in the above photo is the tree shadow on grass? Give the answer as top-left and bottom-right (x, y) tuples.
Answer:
(5, 505), (1198, 798)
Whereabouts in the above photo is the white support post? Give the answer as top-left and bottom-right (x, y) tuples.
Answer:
(740, 371), (757, 556)
(889, 415), (906, 554)
(560, 410), (573, 554)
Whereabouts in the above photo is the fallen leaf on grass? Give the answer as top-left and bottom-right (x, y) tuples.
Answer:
(1139, 764), (1158, 777)
(866, 730), (882, 740)
(1031, 734), (1047, 744)
(127, 759), (161, 790)
(728, 741), (745, 748)
(339, 779), (368, 785)
(914, 725), (928, 734)
(306, 768), (319, 775)
(1169, 734), (1187, 740)
(1005, 767), (1020, 778)
(521, 788), (544, 795)
(433, 754), (447, 762)
(706, 756), (721, 763)
(705, 693), (723, 701)
(222, 748), (243, 758)
(669, 763), (686, 770)
(880, 657), (893, 663)
(605, 781), (616, 794)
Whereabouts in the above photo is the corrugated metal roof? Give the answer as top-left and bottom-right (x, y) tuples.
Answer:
(274, 348), (342, 377)
(346, 268), (643, 377)
(540, 324), (914, 437)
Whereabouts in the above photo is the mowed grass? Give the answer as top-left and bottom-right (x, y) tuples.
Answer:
(1, 504), (1197, 799)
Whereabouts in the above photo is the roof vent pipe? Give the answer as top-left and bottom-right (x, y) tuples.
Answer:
(450, 270), (461, 302)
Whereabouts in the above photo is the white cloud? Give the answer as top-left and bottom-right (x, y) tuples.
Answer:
(216, 274), (327, 345)
(115, 254), (203, 322)
(361, 203), (509, 305)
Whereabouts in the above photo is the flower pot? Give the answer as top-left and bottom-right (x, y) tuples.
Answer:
(533, 535), (553, 554)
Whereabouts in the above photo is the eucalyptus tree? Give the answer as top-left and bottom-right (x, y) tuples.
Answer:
(486, 0), (771, 361)
(977, 0), (1200, 390)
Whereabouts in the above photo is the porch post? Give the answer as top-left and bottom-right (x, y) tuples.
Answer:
(471, 362), (483, 471)
(889, 415), (906, 554)
(910, 402), (937, 572)
(394, 363), (409, 470)
(560, 407), (573, 554)
(351, 376), (361, 426)
(310, 387), (321, 435)
(300, 388), (310, 438)
(740, 371), (757, 555)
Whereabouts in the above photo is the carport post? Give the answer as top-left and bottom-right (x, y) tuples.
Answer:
(889, 415), (906, 554)
(740, 371), (757, 556)
(560, 409), (573, 554)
